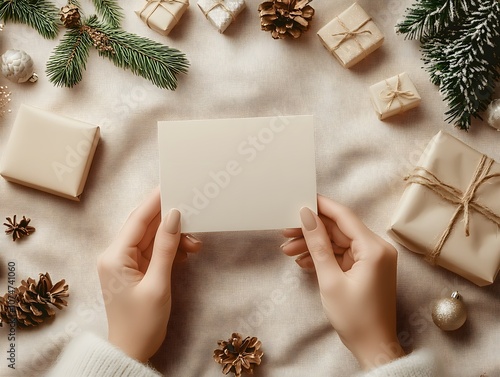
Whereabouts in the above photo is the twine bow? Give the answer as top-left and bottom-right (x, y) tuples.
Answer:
(330, 17), (372, 53)
(139, 0), (188, 28)
(202, 0), (235, 21)
(379, 75), (417, 112)
(405, 155), (500, 264)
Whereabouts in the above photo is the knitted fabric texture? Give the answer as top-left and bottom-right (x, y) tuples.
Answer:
(356, 350), (438, 377)
(46, 332), (161, 377)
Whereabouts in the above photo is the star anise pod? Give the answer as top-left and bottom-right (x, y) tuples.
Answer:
(3, 215), (35, 242)
(213, 333), (264, 377)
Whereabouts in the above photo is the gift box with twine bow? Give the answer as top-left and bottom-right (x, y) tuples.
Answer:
(369, 72), (421, 120)
(198, 0), (245, 33)
(136, 0), (189, 36)
(317, 2), (384, 68)
(389, 131), (500, 286)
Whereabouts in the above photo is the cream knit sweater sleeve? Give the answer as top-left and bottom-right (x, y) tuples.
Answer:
(45, 332), (161, 377)
(47, 332), (436, 377)
(357, 350), (438, 377)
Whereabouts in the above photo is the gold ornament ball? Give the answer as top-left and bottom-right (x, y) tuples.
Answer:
(432, 291), (467, 331)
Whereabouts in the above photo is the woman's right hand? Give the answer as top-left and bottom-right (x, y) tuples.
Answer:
(281, 195), (405, 370)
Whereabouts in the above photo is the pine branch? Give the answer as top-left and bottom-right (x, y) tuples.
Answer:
(0, 0), (60, 39)
(396, 0), (475, 41)
(46, 28), (93, 87)
(86, 16), (189, 90)
(91, 0), (123, 28)
(45, 16), (189, 89)
(422, 0), (500, 130)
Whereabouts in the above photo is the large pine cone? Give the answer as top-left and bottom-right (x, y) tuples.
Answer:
(0, 273), (69, 328)
(213, 333), (264, 377)
(60, 4), (81, 28)
(258, 0), (315, 39)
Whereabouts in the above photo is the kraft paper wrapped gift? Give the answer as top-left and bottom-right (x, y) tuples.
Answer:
(0, 104), (100, 201)
(317, 2), (384, 68)
(136, 0), (189, 36)
(197, 0), (245, 33)
(389, 131), (500, 286)
(369, 72), (421, 120)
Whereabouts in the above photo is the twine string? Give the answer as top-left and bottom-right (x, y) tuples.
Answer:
(379, 75), (417, 113)
(139, 0), (188, 28)
(405, 155), (500, 264)
(330, 17), (372, 53)
(202, 0), (235, 21)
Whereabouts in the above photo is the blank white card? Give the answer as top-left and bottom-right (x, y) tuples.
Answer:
(158, 115), (317, 233)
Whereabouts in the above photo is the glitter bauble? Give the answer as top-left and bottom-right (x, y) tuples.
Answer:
(432, 291), (467, 331)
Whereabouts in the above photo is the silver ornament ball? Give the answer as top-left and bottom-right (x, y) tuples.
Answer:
(1, 49), (38, 84)
(432, 291), (467, 331)
(485, 99), (500, 131)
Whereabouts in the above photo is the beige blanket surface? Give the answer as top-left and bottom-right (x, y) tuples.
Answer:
(0, 1), (499, 376)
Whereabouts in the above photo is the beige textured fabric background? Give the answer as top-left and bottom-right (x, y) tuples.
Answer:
(0, 1), (499, 376)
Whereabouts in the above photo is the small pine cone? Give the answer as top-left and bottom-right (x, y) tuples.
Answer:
(258, 0), (315, 39)
(213, 333), (264, 377)
(0, 273), (69, 328)
(60, 4), (81, 28)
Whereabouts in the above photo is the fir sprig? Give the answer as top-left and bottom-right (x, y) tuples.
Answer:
(0, 0), (59, 39)
(422, 2), (500, 129)
(46, 16), (189, 90)
(91, 0), (123, 28)
(396, 0), (500, 130)
(395, 0), (474, 41)
(46, 28), (92, 88)
(87, 16), (189, 90)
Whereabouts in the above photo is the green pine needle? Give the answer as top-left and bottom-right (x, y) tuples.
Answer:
(396, 0), (474, 41)
(0, 0), (59, 39)
(46, 16), (189, 90)
(92, 0), (123, 28)
(46, 28), (92, 87)
(422, 1), (500, 130)
(86, 16), (189, 90)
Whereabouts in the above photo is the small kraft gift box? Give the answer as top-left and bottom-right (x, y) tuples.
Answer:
(0, 104), (100, 201)
(389, 131), (500, 286)
(317, 2), (384, 68)
(369, 72), (421, 120)
(198, 0), (246, 33)
(136, 0), (189, 36)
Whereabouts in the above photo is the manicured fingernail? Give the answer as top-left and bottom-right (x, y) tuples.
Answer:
(165, 209), (181, 234)
(280, 237), (297, 250)
(185, 233), (202, 244)
(294, 251), (310, 262)
(300, 207), (317, 231)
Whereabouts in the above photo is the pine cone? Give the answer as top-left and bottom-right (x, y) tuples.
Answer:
(213, 333), (264, 377)
(258, 0), (315, 39)
(60, 4), (81, 28)
(3, 215), (35, 242)
(0, 273), (69, 328)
